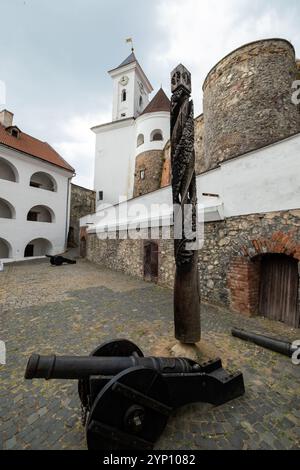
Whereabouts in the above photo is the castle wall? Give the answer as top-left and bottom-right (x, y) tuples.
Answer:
(133, 150), (164, 198)
(202, 39), (300, 172)
(69, 184), (95, 248)
(87, 210), (300, 322)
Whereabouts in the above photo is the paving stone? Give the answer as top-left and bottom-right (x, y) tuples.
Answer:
(4, 436), (17, 450)
(1, 259), (299, 450)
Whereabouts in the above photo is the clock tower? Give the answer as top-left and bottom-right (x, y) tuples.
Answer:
(108, 52), (153, 121)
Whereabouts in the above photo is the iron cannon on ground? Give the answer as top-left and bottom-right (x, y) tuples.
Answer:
(25, 339), (245, 450)
(232, 328), (298, 358)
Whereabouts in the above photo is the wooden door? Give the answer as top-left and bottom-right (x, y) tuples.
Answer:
(144, 242), (158, 282)
(80, 237), (87, 258)
(259, 254), (299, 327)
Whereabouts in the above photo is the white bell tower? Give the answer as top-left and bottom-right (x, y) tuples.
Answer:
(108, 51), (153, 121)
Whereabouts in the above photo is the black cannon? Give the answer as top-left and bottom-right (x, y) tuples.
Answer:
(46, 255), (76, 266)
(25, 339), (245, 450)
(232, 328), (298, 358)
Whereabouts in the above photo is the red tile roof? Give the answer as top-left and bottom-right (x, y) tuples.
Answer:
(0, 123), (74, 172)
(140, 88), (170, 116)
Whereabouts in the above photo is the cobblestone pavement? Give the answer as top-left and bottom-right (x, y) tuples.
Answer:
(0, 259), (300, 450)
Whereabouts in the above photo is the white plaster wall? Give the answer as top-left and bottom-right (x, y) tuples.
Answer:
(0, 146), (72, 261)
(134, 112), (170, 156)
(93, 120), (136, 207)
(84, 132), (300, 232)
(111, 68), (136, 121)
(110, 63), (151, 121)
(197, 132), (300, 217)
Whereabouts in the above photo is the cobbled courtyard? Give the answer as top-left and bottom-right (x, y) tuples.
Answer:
(0, 259), (300, 450)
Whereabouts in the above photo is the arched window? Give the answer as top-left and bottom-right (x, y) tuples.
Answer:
(150, 129), (163, 142)
(0, 238), (12, 259)
(0, 198), (16, 219)
(30, 172), (57, 191)
(121, 89), (127, 102)
(24, 238), (53, 258)
(27, 205), (55, 223)
(0, 157), (19, 182)
(137, 134), (144, 147)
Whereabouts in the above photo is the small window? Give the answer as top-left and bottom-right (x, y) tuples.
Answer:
(137, 134), (144, 147)
(150, 129), (163, 142)
(140, 170), (145, 180)
(121, 89), (127, 102)
(98, 191), (103, 201)
(139, 96), (143, 107)
(121, 113), (126, 117)
(11, 129), (19, 138)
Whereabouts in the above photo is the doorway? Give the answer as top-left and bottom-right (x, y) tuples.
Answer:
(259, 254), (299, 328)
(144, 242), (158, 283)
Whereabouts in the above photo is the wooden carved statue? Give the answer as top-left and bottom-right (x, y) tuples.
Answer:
(171, 64), (201, 344)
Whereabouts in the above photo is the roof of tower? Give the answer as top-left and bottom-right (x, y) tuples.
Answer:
(117, 52), (137, 69)
(140, 88), (170, 116)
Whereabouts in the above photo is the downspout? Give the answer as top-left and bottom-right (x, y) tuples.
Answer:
(65, 174), (74, 251)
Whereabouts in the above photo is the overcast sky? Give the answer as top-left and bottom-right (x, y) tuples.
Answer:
(1, 0), (300, 188)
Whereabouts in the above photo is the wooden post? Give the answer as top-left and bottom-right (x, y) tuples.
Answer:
(171, 64), (201, 344)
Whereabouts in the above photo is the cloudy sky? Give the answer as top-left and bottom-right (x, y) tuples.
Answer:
(1, 0), (300, 188)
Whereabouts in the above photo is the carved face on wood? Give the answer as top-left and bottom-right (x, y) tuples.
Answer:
(171, 64), (192, 93)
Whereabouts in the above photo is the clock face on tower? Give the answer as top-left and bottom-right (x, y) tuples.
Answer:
(120, 76), (129, 86)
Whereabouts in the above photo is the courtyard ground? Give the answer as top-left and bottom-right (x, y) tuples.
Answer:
(0, 259), (300, 450)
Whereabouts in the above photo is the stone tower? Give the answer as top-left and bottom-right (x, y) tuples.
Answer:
(202, 39), (300, 173)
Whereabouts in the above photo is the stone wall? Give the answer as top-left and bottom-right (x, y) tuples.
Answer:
(160, 141), (171, 188)
(69, 184), (96, 247)
(133, 150), (164, 197)
(202, 39), (300, 173)
(87, 210), (300, 320)
(194, 114), (205, 175)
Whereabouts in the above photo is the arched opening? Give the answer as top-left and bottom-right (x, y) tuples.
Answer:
(27, 205), (54, 223)
(144, 241), (159, 283)
(30, 172), (57, 192)
(0, 198), (15, 219)
(259, 254), (299, 327)
(150, 129), (163, 142)
(0, 157), (19, 182)
(121, 89), (127, 102)
(24, 238), (52, 258)
(0, 238), (12, 259)
(80, 237), (87, 258)
(137, 134), (144, 147)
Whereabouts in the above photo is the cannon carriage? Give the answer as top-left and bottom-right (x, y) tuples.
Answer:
(25, 339), (245, 450)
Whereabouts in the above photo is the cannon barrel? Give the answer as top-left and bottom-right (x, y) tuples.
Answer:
(232, 328), (297, 358)
(25, 354), (198, 380)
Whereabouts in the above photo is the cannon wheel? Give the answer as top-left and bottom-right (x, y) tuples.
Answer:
(78, 340), (144, 414)
(86, 367), (172, 450)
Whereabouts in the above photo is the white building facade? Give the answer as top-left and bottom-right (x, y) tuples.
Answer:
(93, 52), (170, 208)
(0, 110), (74, 262)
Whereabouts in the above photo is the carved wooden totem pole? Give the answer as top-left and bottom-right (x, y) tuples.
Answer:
(171, 64), (201, 344)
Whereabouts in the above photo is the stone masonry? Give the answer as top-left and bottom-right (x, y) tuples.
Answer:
(87, 210), (300, 322)
(68, 183), (96, 248)
(133, 150), (164, 198)
(203, 39), (300, 172)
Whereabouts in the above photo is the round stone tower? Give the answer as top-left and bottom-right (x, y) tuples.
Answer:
(133, 88), (170, 198)
(203, 39), (300, 172)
